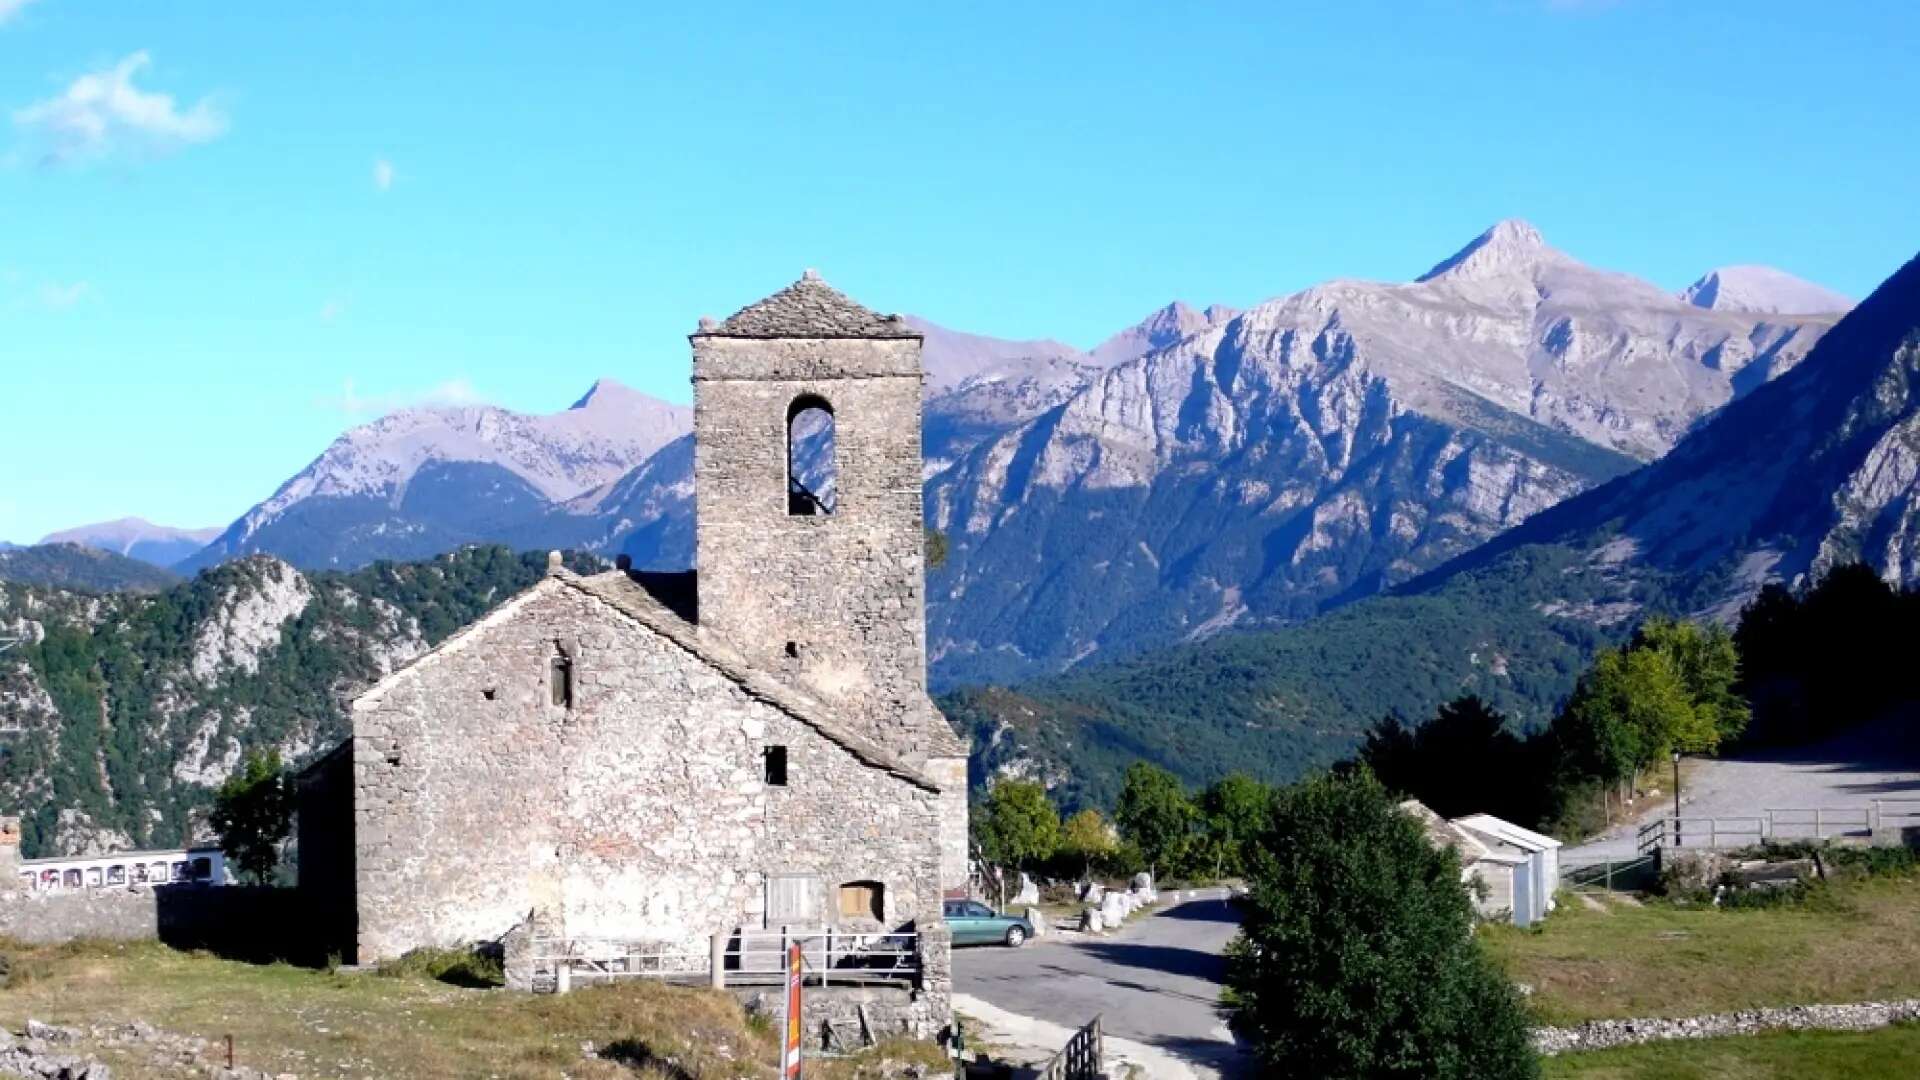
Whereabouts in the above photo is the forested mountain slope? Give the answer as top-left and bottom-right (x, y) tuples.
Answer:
(0, 547), (596, 857)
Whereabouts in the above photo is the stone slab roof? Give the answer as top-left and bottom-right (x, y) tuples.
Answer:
(1399, 799), (1498, 864)
(344, 565), (948, 792)
(561, 570), (941, 791)
(696, 270), (920, 339)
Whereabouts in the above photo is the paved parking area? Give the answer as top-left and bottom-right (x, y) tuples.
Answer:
(952, 889), (1249, 1078)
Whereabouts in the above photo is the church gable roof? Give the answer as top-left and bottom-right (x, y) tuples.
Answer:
(561, 571), (939, 790)
(696, 270), (919, 339)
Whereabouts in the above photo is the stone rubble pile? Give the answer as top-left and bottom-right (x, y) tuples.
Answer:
(1533, 998), (1920, 1055)
(0, 1021), (109, 1080)
(0, 1020), (301, 1080)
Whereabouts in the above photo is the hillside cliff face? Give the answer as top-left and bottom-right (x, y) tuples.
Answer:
(0, 547), (575, 857)
(922, 222), (1839, 683)
(1424, 248), (1920, 620)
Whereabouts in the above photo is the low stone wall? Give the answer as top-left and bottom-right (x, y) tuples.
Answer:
(0, 886), (158, 944)
(0, 885), (322, 963)
(1533, 998), (1920, 1055)
(740, 984), (944, 1051)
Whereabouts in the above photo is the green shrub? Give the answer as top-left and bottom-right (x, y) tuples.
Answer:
(1225, 771), (1539, 1079)
(376, 946), (504, 988)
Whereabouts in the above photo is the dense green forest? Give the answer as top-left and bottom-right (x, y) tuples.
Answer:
(938, 541), (1665, 810)
(0, 543), (182, 594)
(0, 546), (599, 856)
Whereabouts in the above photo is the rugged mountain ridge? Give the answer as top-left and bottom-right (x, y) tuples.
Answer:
(40, 518), (222, 569)
(178, 381), (694, 572)
(160, 226), (1844, 688)
(1681, 265), (1853, 315)
(1418, 247), (1920, 615)
(947, 247), (1920, 805)
(923, 222), (1840, 683)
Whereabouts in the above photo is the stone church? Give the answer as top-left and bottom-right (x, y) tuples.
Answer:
(298, 273), (969, 991)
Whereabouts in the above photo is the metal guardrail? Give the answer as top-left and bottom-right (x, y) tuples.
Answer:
(1637, 799), (1920, 853)
(530, 929), (920, 993)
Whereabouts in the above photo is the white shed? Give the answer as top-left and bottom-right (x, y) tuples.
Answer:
(1399, 800), (1532, 925)
(1452, 814), (1562, 926)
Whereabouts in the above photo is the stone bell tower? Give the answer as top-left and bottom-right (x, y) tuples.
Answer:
(689, 271), (961, 768)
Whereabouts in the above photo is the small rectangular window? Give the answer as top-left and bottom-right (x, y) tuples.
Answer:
(764, 745), (788, 786)
(838, 880), (884, 921)
(550, 655), (573, 709)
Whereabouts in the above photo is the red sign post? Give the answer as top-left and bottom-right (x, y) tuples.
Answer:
(781, 941), (804, 1078)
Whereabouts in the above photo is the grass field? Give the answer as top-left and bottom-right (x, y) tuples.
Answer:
(1544, 1023), (1920, 1079)
(1481, 873), (1920, 1025)
(0, 938), (947, 1079)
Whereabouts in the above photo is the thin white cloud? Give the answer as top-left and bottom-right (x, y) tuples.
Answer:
(316, 377), (488, 417)
(320, 298), (347, 322)
(36, 280), (89, 309)
(12, 51), (227, 166)
(0, 0), (39, 27)
(373, 157), (394, 191)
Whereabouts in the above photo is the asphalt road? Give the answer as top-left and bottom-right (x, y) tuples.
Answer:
(1566, 708), (1920, 862)
(952, 889), (1248, 1077)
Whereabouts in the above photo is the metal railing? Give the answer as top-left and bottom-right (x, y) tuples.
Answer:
(1562, 852), (1658, 891)
(1637, 799), (1920, 853)
(530, 928), (920, 993)
(1040, 1015), (1104, 1080)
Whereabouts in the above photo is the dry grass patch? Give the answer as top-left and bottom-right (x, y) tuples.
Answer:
(0, 938), (940, 1078)
(1481, 873), (1920, 1025)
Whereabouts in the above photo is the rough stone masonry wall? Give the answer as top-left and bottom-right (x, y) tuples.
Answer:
(351, 585), (571, 961)
(692, 335), (939, 764)
(352, 580), (947, 962)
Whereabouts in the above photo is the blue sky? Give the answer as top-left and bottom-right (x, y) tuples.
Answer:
(2, 1), (1916, 542)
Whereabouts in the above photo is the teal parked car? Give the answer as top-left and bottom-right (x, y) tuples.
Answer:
(943, 899), (1034, 947)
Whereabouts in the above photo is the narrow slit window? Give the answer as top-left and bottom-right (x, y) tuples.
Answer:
(764, 745), (788, 787)
(786, 394), (836, 516)
(549, 645), (574, 709)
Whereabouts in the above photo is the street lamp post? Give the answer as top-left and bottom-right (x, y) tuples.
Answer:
(1672, 750), (1683, 848)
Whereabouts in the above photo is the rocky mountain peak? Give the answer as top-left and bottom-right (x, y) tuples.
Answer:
(1416, 219), (1556, 283)
(1680, 265), (1853, 315)
(1089, 300), (1235, 366)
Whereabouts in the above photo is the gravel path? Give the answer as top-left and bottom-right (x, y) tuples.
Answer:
(1566, 709), (1920, 863)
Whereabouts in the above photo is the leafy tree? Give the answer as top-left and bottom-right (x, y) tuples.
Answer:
(1557, 644), (1704, 776)
(1734, 564), (1915, 747)
(1633, 618), (1748, 746)
(1114, 762), (1194, 878)
(1059, 808), (1116, 882)
(1197, 773), (1271, 879)
(208, 750), (294, 884)
(1225, 771), (1539, 1079)
(1360, 696), (1530, 820)
(975, 779), (1061, 872)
